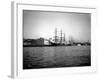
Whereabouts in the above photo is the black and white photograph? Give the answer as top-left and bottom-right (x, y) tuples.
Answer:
(23, 10), (91, 69)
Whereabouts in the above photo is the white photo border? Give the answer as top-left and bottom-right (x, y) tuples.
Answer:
(11, 1), (97, 78)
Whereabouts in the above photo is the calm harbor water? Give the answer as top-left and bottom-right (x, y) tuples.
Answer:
(23, 46), (91, 69)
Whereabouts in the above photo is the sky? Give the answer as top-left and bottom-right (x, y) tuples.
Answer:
(23, 10), (91, 42)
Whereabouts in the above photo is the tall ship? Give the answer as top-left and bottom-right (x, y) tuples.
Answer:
(47, 28), (66, 46)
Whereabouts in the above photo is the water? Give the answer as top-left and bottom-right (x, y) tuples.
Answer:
(23, 46), (91, 69)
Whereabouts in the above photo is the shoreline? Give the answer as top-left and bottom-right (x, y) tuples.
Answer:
(23, 45), (91, 47)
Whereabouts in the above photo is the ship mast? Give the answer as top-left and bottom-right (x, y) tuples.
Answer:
(64, 33), (66, 44)
(55, 28), (57, 44)
(60, 29), (62, 44)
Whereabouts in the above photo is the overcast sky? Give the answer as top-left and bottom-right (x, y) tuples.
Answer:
(23, 10), (91, 42)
